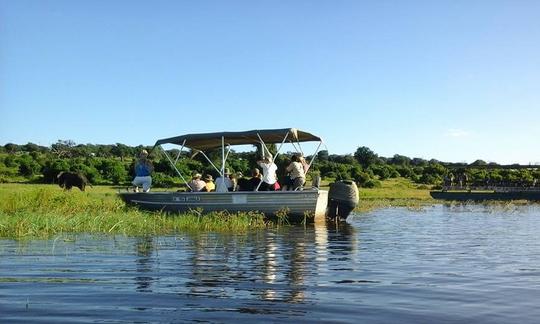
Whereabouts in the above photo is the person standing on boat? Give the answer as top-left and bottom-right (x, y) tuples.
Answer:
(132, 150), (154, 192)
(257, 154), (278, 191)
(286, 154), (306, 190)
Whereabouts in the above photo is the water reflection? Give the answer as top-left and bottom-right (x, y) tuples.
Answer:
(261, 232), (278, 300)
(135, 237), (155, 292)
(163, 221), (358, 305)
(327, 221), (357, 264)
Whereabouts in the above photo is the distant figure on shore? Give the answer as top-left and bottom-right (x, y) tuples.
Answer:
(458, 173), (468, 188)
(132, 150), (153, 192)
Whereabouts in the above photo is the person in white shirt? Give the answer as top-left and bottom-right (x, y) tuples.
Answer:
(257, 154), (278, 191)
(215, 168), (234, 192)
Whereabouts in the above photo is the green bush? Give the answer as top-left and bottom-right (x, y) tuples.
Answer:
(151, 172), (179, 187)
(363, 179), (382, 188)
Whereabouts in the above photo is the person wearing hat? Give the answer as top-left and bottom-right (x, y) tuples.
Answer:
(188, 172), (206, 192)
(203, 174), (215, 192)
(215, 168), (234, 192)
(131, 149), (154, 192)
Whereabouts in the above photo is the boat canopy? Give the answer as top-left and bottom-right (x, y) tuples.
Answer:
(153, 128), (324, 191)
(154, 128), (322, 151)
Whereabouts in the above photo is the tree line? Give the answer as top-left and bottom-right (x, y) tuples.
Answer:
(1, 140), (539, 188)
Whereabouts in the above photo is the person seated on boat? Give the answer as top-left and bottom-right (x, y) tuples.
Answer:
(257, 154), (279, 191)
(286, 154), (306, 190)
(131, 149), (154, 193)
(215, 168), (234, 192)
(236, 173), (247, 191)
(203, 174), (215, 192)
(236, 171), (251, 191)
(231, 171), (244, 191)
(187, 172), (207, 192)
(229, 172), (240, 191)
(249, 168), (263, 191)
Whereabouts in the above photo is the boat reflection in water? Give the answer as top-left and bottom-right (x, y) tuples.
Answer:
(127, 221), (357, 305)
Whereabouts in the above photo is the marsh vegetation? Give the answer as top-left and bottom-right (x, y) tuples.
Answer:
(0, 184), (268, 239)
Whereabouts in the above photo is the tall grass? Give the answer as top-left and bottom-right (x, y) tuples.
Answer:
(0, 184), (268, 240)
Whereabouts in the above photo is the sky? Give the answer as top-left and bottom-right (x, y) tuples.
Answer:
(1, 0), (539, 164)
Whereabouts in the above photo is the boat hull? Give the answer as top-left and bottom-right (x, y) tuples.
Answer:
(430, 191), (540, 201)
(119, 190), (329, 222)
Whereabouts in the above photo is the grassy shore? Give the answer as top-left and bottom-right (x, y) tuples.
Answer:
(0, 179), (435, 239)
(354, 178), (434, 212)
(0, 184), (268, 239)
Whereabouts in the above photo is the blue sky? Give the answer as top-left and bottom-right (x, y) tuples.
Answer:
(1, 0), (539, 164)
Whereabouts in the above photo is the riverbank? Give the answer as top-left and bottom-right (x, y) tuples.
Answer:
(355, 178), (434, 212)
(0, 180), (433, 239)
(0, 184), (268, 239)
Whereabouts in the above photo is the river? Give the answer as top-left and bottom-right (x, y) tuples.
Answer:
(1, 204), (540, 323)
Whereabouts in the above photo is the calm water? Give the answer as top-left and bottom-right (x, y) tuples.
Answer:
(1, 204), (540, 323)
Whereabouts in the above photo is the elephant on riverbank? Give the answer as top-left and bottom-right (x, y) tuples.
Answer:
(57, 171), (91, 191)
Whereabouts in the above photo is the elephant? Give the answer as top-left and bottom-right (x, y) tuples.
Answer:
(57, 171), (91, 191)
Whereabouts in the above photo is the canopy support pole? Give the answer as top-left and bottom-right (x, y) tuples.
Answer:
(220, 137), (232, 176)
(221, 136), (225, 177)
(174, 139), (187, 164)
(159, 145), (190, 188)
(304, 140), (323, 174)
(197, 150), (221, 175)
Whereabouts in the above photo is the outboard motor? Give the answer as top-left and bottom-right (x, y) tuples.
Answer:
(327, 180), (359, 221)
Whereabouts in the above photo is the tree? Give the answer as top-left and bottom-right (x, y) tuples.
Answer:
(22, 142), (47, 153)
(317, 150), (329, 161)
(17, 154), (41, 177)
(354, 146), (378, 168)
(97, 159), (128, 184)
(111, 143), (131, 161)
(470, 159), (487, 166)
(389, 154), (411, 166)
(4, 143), (19, 154)
(51, 140), (76, 158)
(411, 157), (428, 166)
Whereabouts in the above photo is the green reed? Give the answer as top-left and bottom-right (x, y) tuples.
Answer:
(0, 184), (268, 240)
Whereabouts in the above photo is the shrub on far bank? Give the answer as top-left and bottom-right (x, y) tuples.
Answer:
(362, 179), (382, 188)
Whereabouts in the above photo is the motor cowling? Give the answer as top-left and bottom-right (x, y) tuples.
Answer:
(327, 180), (359, 220)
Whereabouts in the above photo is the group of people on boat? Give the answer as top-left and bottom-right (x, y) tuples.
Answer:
(186, 153), (309, 193)
(129, 149), (311, 193)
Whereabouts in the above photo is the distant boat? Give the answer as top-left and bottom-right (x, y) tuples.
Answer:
(430, 186), (540, 201)
(119, 128), (358, 222)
